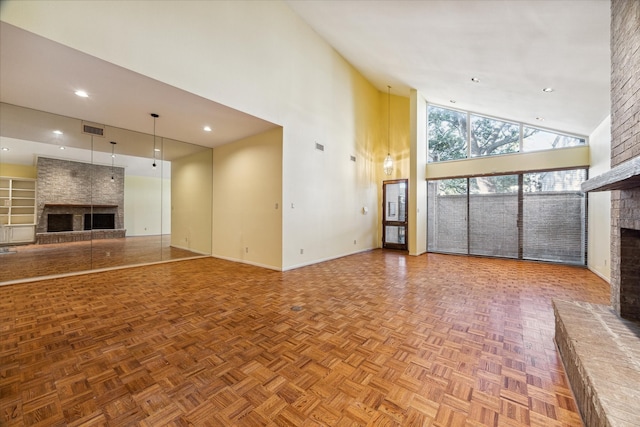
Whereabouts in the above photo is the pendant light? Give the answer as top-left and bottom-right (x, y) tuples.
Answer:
(383, 85), (394, 176)
(110, 141), (116, 182)
(151, 113), (159, 169)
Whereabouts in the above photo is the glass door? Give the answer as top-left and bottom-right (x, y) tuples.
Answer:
(383, 179), (408, 250)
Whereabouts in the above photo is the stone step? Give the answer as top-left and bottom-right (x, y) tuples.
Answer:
(554, 299), (640, 427)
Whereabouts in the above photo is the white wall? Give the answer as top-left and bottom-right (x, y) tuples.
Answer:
(124, 176), (170, 236)
(587, 116), (611, 282)
(410, 90), (427, 255)
(2, 0), (383, 270)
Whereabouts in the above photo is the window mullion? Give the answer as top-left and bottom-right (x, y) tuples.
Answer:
(466, 111), (471, 159)
(518, 174), (523, 259)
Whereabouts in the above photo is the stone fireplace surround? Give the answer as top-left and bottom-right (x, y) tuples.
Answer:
(35, 157), (125, 244)
(554, 1), (640, 425)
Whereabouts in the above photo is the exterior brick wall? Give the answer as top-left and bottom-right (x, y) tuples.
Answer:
(36, 157), (124, 234)
(427, 192), (585, 263)
(610, 0), (640, 318)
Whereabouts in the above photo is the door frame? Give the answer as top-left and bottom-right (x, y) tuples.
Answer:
(382, 179), (408, 250)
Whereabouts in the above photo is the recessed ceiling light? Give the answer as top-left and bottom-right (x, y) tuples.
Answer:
(542, 87), (554, 93)
(53, 130), (63, 135)
(59, 146), (66, 150)
(203, 126), (212, 132)
(536, 117), (545, 121)
(449, 100), (457, 104)
(1, 147), (9, 152)
(154, 148), (161, 152)
(471, 77), (480, 83)
(75, 90), (89, 97)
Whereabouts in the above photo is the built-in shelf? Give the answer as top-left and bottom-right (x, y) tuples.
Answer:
(582, 156), (640, 192)
(1, 177), (36, 244)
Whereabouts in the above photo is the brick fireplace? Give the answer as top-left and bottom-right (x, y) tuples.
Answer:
(554, 1), (640, 425)
(36, 157), (126, 244)
(581, 0), (640, 321)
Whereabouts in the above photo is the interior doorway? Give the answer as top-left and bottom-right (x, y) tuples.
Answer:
(382, 179), (408, 250)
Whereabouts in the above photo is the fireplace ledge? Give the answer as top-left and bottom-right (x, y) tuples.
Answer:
(44, 203), (118, 208)
(582, 156), (640, 192)
(36, 229), (126, 244)
(554, 300), (640, 426)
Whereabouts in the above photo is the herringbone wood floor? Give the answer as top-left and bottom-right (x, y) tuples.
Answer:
(0, 251), (609, 426)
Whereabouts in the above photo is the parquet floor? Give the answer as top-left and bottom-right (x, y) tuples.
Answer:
(0, 236), (202, 284)
(0, 251), (610, 426)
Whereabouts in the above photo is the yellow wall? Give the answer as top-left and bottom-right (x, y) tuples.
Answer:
(171, 149), (213, 255)
(587, 116), (611, 282)
(213, 128), (282, 269)
(377, 93), (411, 246)
(0, 163), (37, 179)
(426, 145), (590, 179)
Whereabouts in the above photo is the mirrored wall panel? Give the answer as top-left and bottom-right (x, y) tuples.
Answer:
(0, 103), (213, 283)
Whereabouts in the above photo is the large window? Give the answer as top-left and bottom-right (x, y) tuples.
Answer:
(522, 127), (586, 152)
(522, 169), (587, 263)
(470, 115), (519, 157)
(427, 106), (467, 162)
(427, 105), (586, 163)
(427, 168), (587, 265)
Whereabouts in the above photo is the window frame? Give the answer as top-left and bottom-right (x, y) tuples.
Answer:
(426, 167), (589, 265)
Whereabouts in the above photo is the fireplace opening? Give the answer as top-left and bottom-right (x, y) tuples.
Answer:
(47, 214), (73, 232)
(620, 228), (640, 321)
(84, 213), (115, 230)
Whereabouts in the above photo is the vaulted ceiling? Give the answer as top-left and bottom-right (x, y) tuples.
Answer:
(1, 0), (610, 159)
(286, 0), (611, 137)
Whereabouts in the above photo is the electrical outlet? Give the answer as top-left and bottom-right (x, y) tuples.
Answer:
(354, 239), (357, 245)
(246, 247), (249, 253)
(300, 249), (304, 255)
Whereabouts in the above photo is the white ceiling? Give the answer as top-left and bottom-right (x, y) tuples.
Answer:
(1, 0), (610, 162)
(0, 22), (278, 152)
(286, 0), (611, 137)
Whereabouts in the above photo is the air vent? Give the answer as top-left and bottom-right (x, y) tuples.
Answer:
(350, 155), (356, 162)
(82, 122), (104, 137)
(315, 142), (324, 152)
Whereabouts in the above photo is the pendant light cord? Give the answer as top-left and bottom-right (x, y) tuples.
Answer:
(151, 113), (159, 168)
(387, 85), (391, 155)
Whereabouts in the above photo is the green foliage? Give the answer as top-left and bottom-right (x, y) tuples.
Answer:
(428, 106), (541, 193)
(427, 107), (466, 162)
(429, 106), (539, 161)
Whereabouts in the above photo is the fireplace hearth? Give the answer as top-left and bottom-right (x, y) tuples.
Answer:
(37, 204), (124, 244)
(554, 1), (640, 425)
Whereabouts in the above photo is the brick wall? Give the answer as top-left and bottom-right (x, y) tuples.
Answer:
(427, 192), (585, 263)
(36, 157), (124, 233)
(610, 0), (640, 319)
